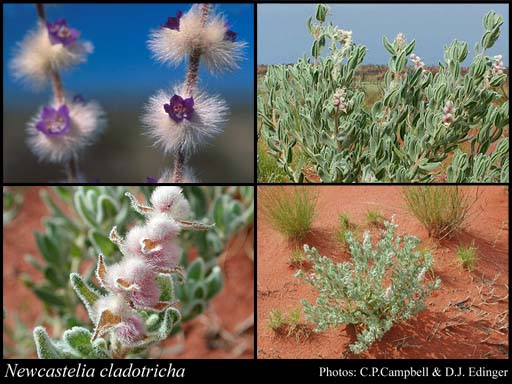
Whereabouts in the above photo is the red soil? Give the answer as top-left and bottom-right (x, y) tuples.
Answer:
(257, 186), (508, 359)
(3, 187), (253, 359)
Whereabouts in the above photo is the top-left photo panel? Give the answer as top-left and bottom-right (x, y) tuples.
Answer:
(3, 3), (254, 183)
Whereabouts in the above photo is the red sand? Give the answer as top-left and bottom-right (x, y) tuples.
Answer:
(3, 187), (253, 359)
(257, 186), (508, 359)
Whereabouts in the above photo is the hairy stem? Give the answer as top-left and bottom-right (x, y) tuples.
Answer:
(173, 3), (210, 182)
(36, 3), (75, 180)
(172, 148), (185, 183)
(66, 155), (79, 182)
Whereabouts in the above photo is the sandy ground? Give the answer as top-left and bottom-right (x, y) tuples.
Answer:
(257, 186), (508, 359)
(3, 187), (253, 359)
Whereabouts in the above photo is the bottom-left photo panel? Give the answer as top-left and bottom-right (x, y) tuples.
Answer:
(3, 185), (254, 359)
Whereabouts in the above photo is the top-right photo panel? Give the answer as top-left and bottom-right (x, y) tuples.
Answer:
(257, 3), (509, 183)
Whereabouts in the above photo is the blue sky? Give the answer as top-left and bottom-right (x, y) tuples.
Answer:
(258, 3), (509, 65)
(3, 3), (254, 105)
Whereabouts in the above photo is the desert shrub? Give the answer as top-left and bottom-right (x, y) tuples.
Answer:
(402, 186), (476, 239)
(457, 244), (478, 271)
(258, 4), (508, 183)
(296, 219), (441, 354)
(259, 187), (317, 242)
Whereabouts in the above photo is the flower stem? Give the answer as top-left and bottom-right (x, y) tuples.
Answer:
(173, 3), (210, 182)
(66, 155), (79, 182)
(35, 3), (76, 181)
(172, 148), (185, 182)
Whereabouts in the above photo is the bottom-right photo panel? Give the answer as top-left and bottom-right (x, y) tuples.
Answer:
(257, 185), (508, 359)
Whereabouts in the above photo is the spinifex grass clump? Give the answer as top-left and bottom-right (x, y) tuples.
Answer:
(10, 4), (106, 182)
(296, 219), (441, 354)
(258, 4), (509, 183)
(32, 186), (222, 358)
(142, 4), (246, 182)
(402, 186), (477, 239)
(457, 244), (478, 271)
(259, 186), (317, 242)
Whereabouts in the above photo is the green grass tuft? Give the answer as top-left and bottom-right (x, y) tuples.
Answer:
(402, 186), (477, 239)
(259, 186), (317, 242)
(457, 245), (478, 271)
(365, 209), (385, 227)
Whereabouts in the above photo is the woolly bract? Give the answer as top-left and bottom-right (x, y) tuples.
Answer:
(27, 97), (106, 163)
(142, 84), (228, 155)
(148, 5), (245, 73)
(11, 22), (93, 88)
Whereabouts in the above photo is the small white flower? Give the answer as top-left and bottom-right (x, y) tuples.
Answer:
(147, 5), (245, 73)
(10, 22), (93, 89)
(491, 54), (506, 76)
(385, 286), (393, 299)
(141, 84), (228, 155)
(418, 267), (426, 282)
(395, 32), (406, 50)
(26, 97), (106, 163)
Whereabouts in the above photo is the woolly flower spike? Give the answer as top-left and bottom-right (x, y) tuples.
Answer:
(142, 84), (228, 154)
(417, 268), (426, 282)
(148, 5), (246, 73)
(336, 29), (352, 46)
(91, 294), (148, 346)
(492, 54), (506, 76)
(27, 97), (106, 163)
(394, 32), (406, 51)
(96, 255), (167, 311)
(385, 286), (393, 299)
(10, 22), (93, 88)
(150, 186), (191, 220)
(410, 53), (425, 70)
(442, 100), (455, 126)
(333, 88), (348, 112)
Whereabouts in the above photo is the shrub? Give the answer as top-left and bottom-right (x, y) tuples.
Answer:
(402, 186), (476, 239)
(259, 186), (317, 242)
(258, 4), (508, 183)
(296, 219), (441, 354)
(457, 244), (478, 271)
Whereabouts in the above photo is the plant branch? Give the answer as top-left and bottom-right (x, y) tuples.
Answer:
(173, 3), (211, 182)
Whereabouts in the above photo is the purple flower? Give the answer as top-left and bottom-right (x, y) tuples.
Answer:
(73, 94), (86, 104)
(162, 11), (183, 31)
(35, 105), (71, 136)
(164, 95), (194, 122)
(147, 176), (158, 183)
(46, 18), (80, 46)
(224, 22), (237, 41)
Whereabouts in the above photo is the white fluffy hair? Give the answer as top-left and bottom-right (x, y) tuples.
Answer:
(10, 22), (93, 89)
(147, 4), (245, 73)
(150, 186), (191, 220)
(91, 293), (129, 323)
(141, 83), (228, 155)
(144, 213), (181, 241)
(27, 96), (106, 163)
